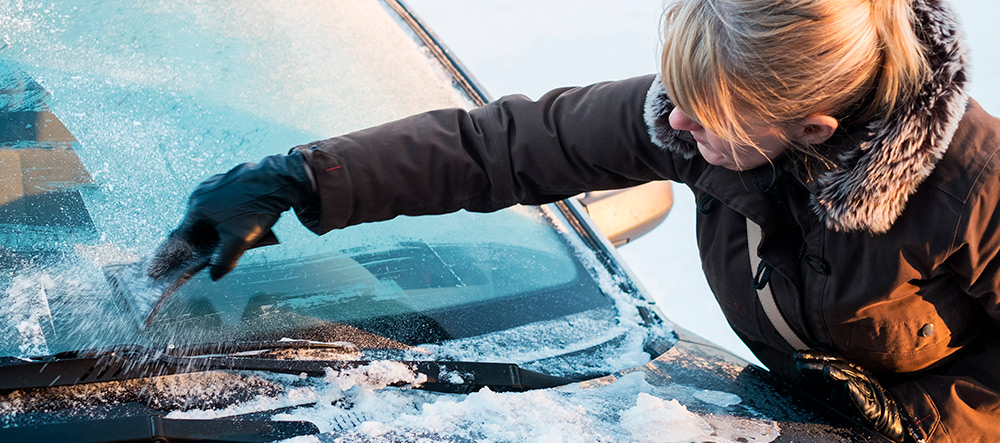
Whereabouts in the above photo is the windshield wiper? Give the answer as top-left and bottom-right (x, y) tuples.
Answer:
(158, 338), (362, 357)
(0, 414), (319, 443)
(0, 342), (577, 394)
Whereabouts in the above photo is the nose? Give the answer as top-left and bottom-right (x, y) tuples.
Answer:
(668, 107), (703, 132)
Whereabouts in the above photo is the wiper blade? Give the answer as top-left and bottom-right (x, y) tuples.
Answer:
(0, 414), (319, 443)
(160, 338), (362, 357)
(33, 339), (359, 360)
(171, 358), (577, 393)
(0, 343), (577, 393)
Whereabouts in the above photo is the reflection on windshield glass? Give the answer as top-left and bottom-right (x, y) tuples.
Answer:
(0, 1), (621, 362)
(104, 239), (605, 348)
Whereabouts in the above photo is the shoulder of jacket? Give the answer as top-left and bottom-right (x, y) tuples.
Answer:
(926, 100), (1000, 206)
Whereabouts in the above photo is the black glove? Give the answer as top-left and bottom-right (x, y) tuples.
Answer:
(148, 151), (315, 281)
(795, 351), (920, 443)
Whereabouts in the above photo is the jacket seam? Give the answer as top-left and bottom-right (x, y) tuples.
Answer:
(947, 146), (1000, 251)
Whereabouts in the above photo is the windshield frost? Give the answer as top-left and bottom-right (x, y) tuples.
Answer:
(0, 0), (662, 373)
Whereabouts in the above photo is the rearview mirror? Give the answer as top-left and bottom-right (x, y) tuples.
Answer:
(576, 181), (673, 247)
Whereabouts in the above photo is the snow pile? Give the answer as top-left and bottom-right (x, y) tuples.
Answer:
(161, 364), (777, 442)
(323, 371), (778, 442)
(323, 361), (428, 392)
(160, 362), (424, 422)
(620, 393), (714, 442)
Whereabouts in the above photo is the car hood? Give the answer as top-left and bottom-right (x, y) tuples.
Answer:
(0, 331), (878, 442)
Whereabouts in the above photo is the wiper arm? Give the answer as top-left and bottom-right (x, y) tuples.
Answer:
(0, 343), (577, 393)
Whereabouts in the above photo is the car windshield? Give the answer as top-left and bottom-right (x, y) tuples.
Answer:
(0, 0), (660, 378)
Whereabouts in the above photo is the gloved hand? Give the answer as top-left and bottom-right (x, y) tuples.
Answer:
(148, 150), (315, 281)
(795, 351), (919, 443)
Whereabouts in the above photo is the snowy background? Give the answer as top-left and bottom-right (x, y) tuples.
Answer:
(404, 0), (1000, 364)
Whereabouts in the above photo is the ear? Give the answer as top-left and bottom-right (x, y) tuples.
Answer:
(795, 114), (838, 145)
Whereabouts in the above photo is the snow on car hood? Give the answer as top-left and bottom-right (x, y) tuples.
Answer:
(160, 362), (779, 443)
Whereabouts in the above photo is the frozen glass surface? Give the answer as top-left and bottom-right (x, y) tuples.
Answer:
(0, 1), (619, 359)
(1, 0), (476, 249)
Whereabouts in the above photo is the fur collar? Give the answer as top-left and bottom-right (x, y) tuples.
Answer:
(643, 0), (969, 234)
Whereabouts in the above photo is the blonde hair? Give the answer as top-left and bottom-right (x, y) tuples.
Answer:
(661, 0), (929, 149)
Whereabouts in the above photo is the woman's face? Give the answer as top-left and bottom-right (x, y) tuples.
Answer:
(667, 106), (789, 171)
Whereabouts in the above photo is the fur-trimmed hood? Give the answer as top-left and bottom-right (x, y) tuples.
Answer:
(643, 0), (969, 234)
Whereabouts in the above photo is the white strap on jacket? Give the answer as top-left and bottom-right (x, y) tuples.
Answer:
(746, 218), (810, 351)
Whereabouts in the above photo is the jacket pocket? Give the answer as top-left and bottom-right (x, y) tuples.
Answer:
(832, 289), (981, 374)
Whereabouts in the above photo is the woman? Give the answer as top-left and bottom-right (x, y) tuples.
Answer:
(149, 0), (996, 440)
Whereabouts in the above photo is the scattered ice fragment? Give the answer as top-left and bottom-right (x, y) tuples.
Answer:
(14, 320), (47, 356)
(322, 361), (427, 391)
(2, 275), (56, 356)
(443, 370), (465, 384)
(620, 393), (714, 443)
(694, 389), (742, 408)
(73, 242), (139, 266)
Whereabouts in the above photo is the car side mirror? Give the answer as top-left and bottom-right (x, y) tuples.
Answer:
(575, 181), (673, 247)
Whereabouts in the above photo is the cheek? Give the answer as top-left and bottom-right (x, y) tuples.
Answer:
(731, 140), (790, 169)
(696, 137), (739, 168)
(697, 142), (728, 164)
(755, 137), (791, 161)
(731, 145), (762, 162)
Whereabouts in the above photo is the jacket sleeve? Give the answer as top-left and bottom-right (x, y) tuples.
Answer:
(289, 74), (684, 234)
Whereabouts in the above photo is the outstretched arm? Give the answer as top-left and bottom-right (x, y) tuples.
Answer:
(151, 74), (683, 280)
(293, 74), (679, 234)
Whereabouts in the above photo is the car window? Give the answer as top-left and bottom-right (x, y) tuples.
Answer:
(0, 0), (657, 379)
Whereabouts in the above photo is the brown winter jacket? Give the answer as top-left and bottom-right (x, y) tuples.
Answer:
(289, 1), (997, 440)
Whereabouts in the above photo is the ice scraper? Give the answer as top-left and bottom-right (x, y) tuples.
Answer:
(103, 253), (211, 330)
(105, 228), (279, 329)
(110, 149), (309, 329)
